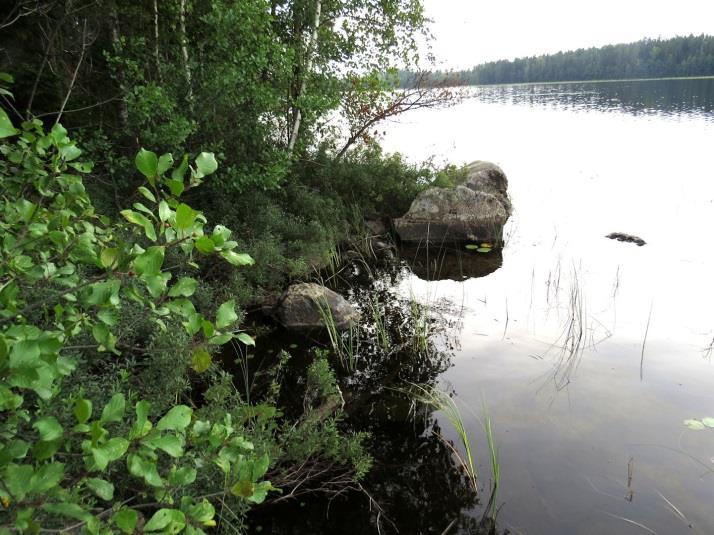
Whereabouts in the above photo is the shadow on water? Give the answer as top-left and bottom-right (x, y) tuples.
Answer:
(232, 247), (508, 534)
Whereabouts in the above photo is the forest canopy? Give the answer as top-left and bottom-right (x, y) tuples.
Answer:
(400, 34), (714, 87)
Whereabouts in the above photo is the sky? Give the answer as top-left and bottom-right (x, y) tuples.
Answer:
(422, 0), (714, 70)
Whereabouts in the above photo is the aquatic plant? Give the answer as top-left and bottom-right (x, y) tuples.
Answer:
(409, 296), (432, 355)
(407, 384), (478, 494)
(369, 296), (391, 351)
(314, 293), (359, 371)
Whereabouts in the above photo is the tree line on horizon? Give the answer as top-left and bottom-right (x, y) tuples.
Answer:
(401, 34), (714, 87)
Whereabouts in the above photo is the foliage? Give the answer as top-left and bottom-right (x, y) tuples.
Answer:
(0, 108), (278, 532)
(405, 34), (714, 86)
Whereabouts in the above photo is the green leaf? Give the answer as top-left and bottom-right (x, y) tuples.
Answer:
(113, 508), (138, 534)
(195, 152), (218, 177)
(127, 453), (163, 487)
(168, 277), (198, 297)
(120, 209), (157, 241)
(211, 225), (231, 246)
(74, 399), (93, 424)
(158, 153), (174, 175)
(30, 462), (64, 494)
(100, 248), (120, 269)
(33, 416), (63, 441)
(4, 464), (33, 500)
(166, 179), (185, 197)
(216, 300), (237, 329)
(136, 148), (159, 178)
(158, 200), (171, 222)
(172, 154), (189, 181)
(156, 405), (193, 432)
(465, 244), (479, 250)
(701, 417), (714, 428)
(175, 203), (198, 229)
(145, 509), (186, 533)
(236, 333), (255, 346)
(59, 144), (82, 161)
(42, 502), (93, 522)
(101, 393), (126, 423)
(142, 433), (185, 457)
(191, 348), (212, 373)
(169, 466), (197, 487)
(138, 186), (157, 203)
(476, 247), (492, 253)
(133, 246), (165, 276)
(86, 477), (114, 500)
(0, 108), (18, 138)
(194, 236), (215, 254)
(248, 481), (275, 504)
(92, 437), (129, 470)
(220, 250), (255, 267)
(683, 419), (705, 430)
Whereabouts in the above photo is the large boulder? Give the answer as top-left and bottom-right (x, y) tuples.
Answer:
(274, 283), (360, 331)
(394, 161), (511, 244)
(463, 161), (511, 213)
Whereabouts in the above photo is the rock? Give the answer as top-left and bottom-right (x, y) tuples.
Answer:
(365, 219), (388, 236)
(394, 160), (511, 244)
(463, 161), (511, 214)
(606, 232), (646, 246)
(275, 283), (360, 331)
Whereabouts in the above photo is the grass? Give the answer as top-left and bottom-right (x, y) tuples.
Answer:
(483, 409), (500, 521)
(407, 383), (478, 494)
(409, 295), (431, 355)
(314, 293), (359, 371)
(368, 296), (391, 351)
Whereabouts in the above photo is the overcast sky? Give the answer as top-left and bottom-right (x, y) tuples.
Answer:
(422, 0), (714, 70)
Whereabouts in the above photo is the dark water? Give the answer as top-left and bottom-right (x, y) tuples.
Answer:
(254, 79), (714, 534)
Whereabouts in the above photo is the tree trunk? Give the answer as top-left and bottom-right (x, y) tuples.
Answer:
(108, 2), (129, 129)
(153, 0), (162, 83)
(178, 0), (193, 112)
(287, 0), (321, 153)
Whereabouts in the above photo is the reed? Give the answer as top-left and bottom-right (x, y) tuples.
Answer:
(369, 296), (391, 351)
(408, 383), (478, 494)
(409, 296), (431, 355)
(314, 293), (359, 371)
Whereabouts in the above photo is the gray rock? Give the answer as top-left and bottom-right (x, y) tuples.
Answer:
(275, 283), (360, 331)
(364, 219), (388, 236)
(463, 161), (511, 214)
(394, 161), (511, 243)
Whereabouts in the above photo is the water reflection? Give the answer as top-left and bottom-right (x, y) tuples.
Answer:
(400, 243), (504, 282)
(248, 265), (506, 534)
(472, 78), (714, 120)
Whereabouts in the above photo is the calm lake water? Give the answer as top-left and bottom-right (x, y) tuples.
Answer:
(252, 78), (714, 535)
(377, 78), (714, 534)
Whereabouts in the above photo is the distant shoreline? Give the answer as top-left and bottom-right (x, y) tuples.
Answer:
(462, 75), (714, 88)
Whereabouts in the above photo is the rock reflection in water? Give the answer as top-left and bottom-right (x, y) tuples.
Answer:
(400, 243), (503, 281)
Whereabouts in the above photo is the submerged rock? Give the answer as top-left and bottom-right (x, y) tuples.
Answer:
(274, 283), (360, 331)
(606, 232), (646, 246)
(394, 160), (511, 244)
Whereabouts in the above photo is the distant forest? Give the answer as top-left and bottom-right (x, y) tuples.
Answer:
(402, 35), (714, 87)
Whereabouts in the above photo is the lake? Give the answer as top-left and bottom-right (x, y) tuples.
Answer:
(255, 78), (714, 534)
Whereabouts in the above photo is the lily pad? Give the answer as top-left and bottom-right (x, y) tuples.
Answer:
(683, 419), (706, 430)
(480, 243), (493, 248)
(701, 417), (714, 428)
(476, 247), (492, 253)
(465, 244), (479, 251)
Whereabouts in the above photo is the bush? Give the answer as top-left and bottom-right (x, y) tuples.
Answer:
(0, 106), (370, 533)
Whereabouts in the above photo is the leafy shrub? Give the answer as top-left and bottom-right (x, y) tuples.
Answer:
(0, 106), (277, 532)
